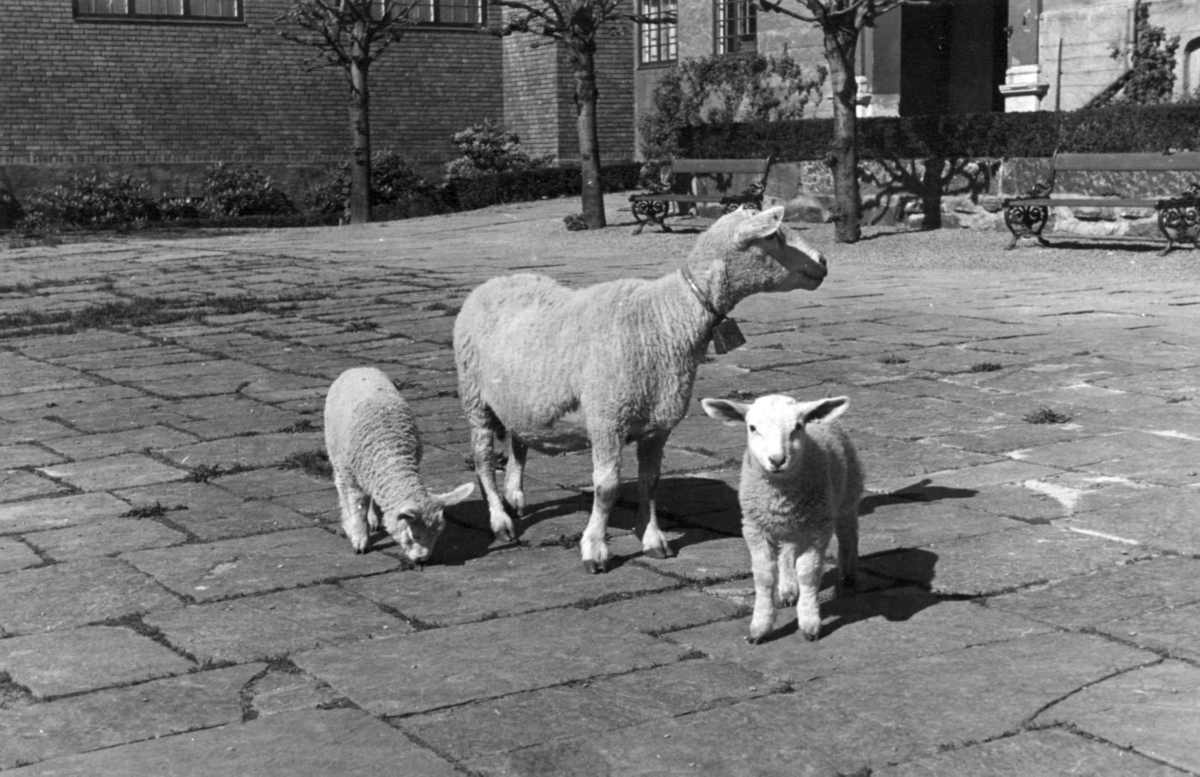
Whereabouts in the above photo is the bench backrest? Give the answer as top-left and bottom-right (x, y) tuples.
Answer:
(670, 158), (773, 176)
(1054, 152), (1200, 172)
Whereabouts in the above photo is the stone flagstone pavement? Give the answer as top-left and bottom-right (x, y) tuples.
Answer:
(1, 195), (1199, 775)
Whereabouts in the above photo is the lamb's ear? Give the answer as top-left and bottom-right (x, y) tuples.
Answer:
(734, 206), (786, 246)
(433, 482), (475, 507)
(701, 398), (748, 425)
(800, 396), (849, 426)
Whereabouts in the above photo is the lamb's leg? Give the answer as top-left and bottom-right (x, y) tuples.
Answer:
(580, 431), (621, 574)
(835, 507), (860, 593)
(744, 526), (778, 644)
(635, 433), (673, 560)
(471, 424), (516, 543)
(794, 538), (830, 642)
(504, 433), (528, 517)
(334, 470), (371, 554)
(775, 539), (799, 608)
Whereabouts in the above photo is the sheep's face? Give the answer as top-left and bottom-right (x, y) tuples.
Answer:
(389, 507), (445, 564)
(387, 481), (474, 564)
(707, 207), (828, 296)
(701, 394), (849, 475)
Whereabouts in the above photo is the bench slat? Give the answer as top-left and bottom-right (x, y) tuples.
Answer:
(1055, 153), (1200, 172)
(1006, 198), (1158, 208)
(629, 194), (740, 202)
(670, 158), (771, 175)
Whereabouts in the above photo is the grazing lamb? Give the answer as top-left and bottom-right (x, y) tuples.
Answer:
(324, 367), (474, 562)
(454, 206), (828, 573)
(701, 394), (863, 643)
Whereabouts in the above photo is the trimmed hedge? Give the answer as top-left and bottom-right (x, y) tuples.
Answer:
(679, 104), (1200, 161)
(445, 163), (644, 212)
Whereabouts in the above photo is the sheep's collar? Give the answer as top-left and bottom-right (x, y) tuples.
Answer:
(679, 267), (746, 354)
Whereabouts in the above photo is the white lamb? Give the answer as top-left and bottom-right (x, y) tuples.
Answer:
(701, 394), (863, 643)
(453, 206), (828, 573)
(324, 367), (474, 562)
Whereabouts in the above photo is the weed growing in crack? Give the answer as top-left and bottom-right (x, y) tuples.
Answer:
(344, 319), (379, 332)
(186, 463), (253, 483)
(280, 449), (333, 479)
(279, 419), (318, 434)
(1024, 407), (1072, 425)
(120, 501), (187, 519)
(969, 362), (1003, 373)
(879, 354), (908, 365)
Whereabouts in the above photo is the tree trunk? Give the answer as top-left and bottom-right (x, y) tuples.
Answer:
(348, 27), (371, 225)
(824, 27), (861, 244)
(573, 47), (606, 229)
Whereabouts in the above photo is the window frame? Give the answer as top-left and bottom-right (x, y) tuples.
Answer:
(637, 0), (677, 67)
(74, 0), (243, 23)
(404, 0), (487, 28)
(714, 0), (757, 56)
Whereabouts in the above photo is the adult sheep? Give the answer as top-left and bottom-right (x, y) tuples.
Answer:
(453, 206), (828, 573)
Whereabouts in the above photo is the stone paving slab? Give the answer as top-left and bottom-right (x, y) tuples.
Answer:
(0, 492), (132, 535)
(0, 625), (193, 697)
(468, 632), (1159, 776)
(112, 481), (316, 540)
(342, 544), (677, 627)
(863, 524), (1153, 596)
(41, 426), (198, 461)
(400, 658), (780, 763)
(1060, 487), (1200, 554)
(0, 558), (181, 635)
(294, 608), (690, 716)
(144, 584), (410, 664)
(123, 527), (399, 602)
(24, 518), (187, 562)
(4, 708), (460, 776)
(668, 587), (1053, 683)
(38, 453), (187, 492)
(1033, 660), (1200, 774)
(0, 664), (261, 770)
(874, 728), (1182, 776)
(0, 538), (42, 574)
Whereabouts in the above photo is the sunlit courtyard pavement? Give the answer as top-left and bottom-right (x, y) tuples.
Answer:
(1, 194), (1199, 775)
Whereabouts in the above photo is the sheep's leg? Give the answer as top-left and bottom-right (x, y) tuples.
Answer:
(835, 507), (859, 593)
(635, 434), (673, 560)
(744, 527), (778, 644)
(775, 540), (799, 608)
(334, 471), (372, 554)
(794, 539), (830, 642)
(580, 433), (621, 574)
(471, 424), (516, 543)
(504, 433), (528, 517)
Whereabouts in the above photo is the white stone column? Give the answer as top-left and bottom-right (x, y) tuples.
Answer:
(999, 64), (1049, 112)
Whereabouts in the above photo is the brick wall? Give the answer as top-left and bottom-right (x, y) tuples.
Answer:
(0, 0), (505, 196)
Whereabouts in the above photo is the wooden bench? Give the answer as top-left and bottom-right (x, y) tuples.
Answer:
(629, 157), (773, 234)
(1003, 152), (1200, 255)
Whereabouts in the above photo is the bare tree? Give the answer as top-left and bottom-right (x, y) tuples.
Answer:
(758, 0), (930, 243)
(491, 0), (674, 229)
(276, 0), (417, 224)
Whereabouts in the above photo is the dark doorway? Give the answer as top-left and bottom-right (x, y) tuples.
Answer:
(898, 0), (1008, 115)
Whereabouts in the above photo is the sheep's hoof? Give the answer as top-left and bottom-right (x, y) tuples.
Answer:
(493, 527), (515, 543)
(802, 631), (819, 642)
(777, 590), (798, 608)
(643, 546), (671, 560)
(582, 558), (606, 575)
(745, 633), (765, 645)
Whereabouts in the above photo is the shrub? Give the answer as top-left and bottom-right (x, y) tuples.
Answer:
(444, 120), (554, 181)
(679, 103), (1200, 161)
(640, 50), (827, 160)
(17, 172), (158, 231)
(200, 163), (294, 218)
(0, 188), (24, 229)
(305, 152), (432, 218)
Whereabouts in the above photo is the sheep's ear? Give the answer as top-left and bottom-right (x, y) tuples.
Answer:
(701, 398), (748, 425)
(433, 482), (475, 507)
(800, 396), (849, 426)
(734, 206), (786, 246)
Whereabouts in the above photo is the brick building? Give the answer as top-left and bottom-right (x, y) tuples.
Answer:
(0, 0), (637, 200)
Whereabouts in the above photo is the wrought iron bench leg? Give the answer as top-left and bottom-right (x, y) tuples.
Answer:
(631, 199), (669, 235)
(1003, 203), (1050, 250)
(1157, 194), (1200, 257)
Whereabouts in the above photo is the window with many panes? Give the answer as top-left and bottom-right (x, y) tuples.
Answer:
(715, 0), (755, 55)
(406, 0), (486, 26)
(638, 0), (677, 66)
(76, 0), (240, 19)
